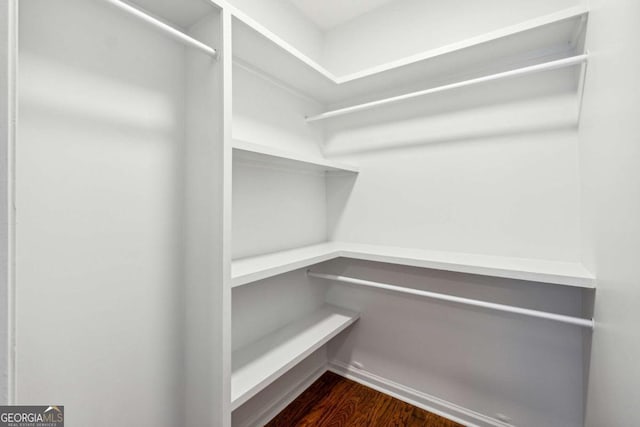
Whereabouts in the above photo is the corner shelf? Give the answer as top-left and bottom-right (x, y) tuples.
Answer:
(232, 243), (340, 287)
(231, 242), (596, 289)
(231, 305), (359, 410)
(232, 140), (359, 174)
(231, 6), (588, 104)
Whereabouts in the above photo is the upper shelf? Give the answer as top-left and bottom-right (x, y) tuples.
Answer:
(232, 243), (342, 287)
(233, 140), (359, 174)
(231, 242), (596, 289)
(231, 6), (588, 104)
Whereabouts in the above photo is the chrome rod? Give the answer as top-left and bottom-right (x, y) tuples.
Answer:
(306, 54), (588, 122)
(308, 271), (594, 328)
(101, 0), (217, 57)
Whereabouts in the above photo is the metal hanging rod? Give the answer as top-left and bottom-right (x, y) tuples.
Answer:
(305, 54), (588, 122)
(101, 0), (218, 57)
(307, 271), (594, 329)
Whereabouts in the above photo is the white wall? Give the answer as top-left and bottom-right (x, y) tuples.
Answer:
(232, 162), (328, 259)
(232, 65), (324, 156)
(0, 0), (14, 406)
(16, 0), (187, 424)
(322, 0), (586, 76)
(326, 76), (582, 261)
(225, 0), (324, 63)
(579, 0), (640, 425)
(324, 259), (587, 427)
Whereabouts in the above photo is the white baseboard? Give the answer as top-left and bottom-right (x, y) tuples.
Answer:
(238, 360), (514, 427)
(328, 361), (514, 427)
(238, 365), (326, 427)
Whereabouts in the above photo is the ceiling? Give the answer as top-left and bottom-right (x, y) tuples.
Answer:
(287, 0), (398, 31)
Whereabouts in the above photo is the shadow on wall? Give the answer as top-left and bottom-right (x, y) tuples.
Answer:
(325, 173), (358, 240)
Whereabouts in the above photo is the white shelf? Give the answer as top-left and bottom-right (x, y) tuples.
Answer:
(339, 243), (596, 289)
(232, 140), (359, 173)
(231, 242), (596, 289)
(231, 305), (359, 410)
(231, 6), (588, 104)
(232, 243), (340, 287)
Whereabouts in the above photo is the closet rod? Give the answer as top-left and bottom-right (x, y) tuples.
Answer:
(307, 271), (594, 329)
(305, 54), (588, 122)
(101, 0), (218, 57)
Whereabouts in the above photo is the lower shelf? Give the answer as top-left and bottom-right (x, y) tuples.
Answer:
(231, 305), (360, 410)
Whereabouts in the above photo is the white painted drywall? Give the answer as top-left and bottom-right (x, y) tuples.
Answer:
(232, 65), (324, 156)
(326, 89), (582, 262)
(324, 258), (587, 427)
(225, 0), (325, 63)
(232, 161), (328, 259)
(287, 0), (396, 31)
(0, 0), (14, 406)
(129, 0), (214, 29)
(16, 0), (188, 424)
(322, 0), (586, 76)
(579, 0), (640, 425)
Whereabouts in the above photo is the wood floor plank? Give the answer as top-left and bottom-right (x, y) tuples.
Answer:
(344, 380), (385, 427)
(268, 372), (343, 426)
(268, 372), (355, 427)
(306, 378), (357, 427)
(266, 372), (464, 427)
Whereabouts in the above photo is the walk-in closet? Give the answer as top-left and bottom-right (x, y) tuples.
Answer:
(1, 0), (639, 426)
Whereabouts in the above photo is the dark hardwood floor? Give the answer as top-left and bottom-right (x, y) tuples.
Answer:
(266, 371), (465, 427)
